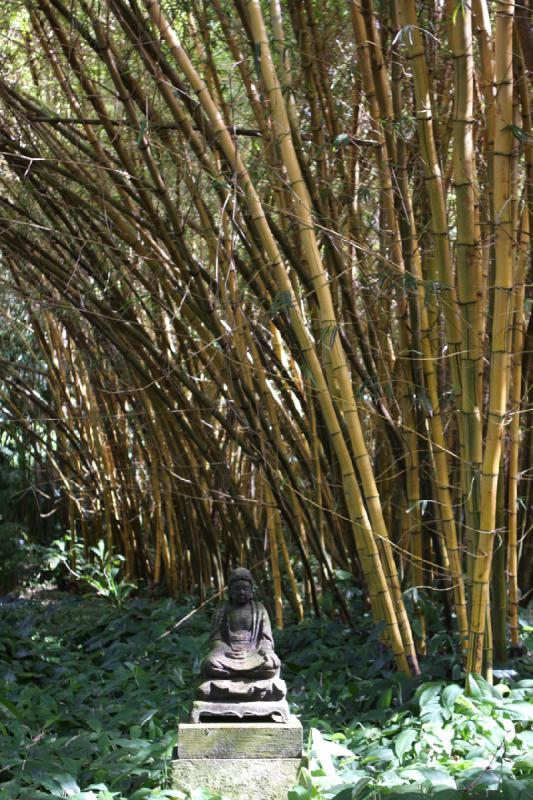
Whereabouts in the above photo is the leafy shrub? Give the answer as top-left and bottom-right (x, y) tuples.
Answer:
(294, 676), (533, 799)
(0, 596), (209, 799)
(0, 523), (29, 593)
(40, 536), (136, 607)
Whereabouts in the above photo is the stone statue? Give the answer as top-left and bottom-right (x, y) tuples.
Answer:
(191, 568), (289, 723)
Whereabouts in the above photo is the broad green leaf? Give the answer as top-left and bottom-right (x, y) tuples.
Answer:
(377, 687), (393, 708)
(140, 708), (157, 725)
(394, 728), (417, 760)
(331, 788), (356, 800)
(309, 728), (353, 776)
(442, 684), (463, 710)
(190, 788), (224, 800)
(503, 702), (533, 721)
(377, 769), (404, 787)
(465, 673), (500, 699)
(0, 692), (22, 718)
(288, 786), (311, 800)
(334, 570), (353, 582)
(501, 779), (533, 800)
(513, 758), (533, 773)
(400, 768), (427, 782)
(415, 767), (456, 788)
(417, 683), (442, 709)
(493, 683), (510, 697)
(55, 773), (81, 796)
(421, 707), (444, 724)
(360, 745), (396, 765)
(516, 730), (533, 748)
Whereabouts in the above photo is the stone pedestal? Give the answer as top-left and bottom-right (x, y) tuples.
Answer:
(173, 716), (303, 800)
(173, 757), (301, 800)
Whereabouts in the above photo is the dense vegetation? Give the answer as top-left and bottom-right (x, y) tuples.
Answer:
(0, 588), (531, 800)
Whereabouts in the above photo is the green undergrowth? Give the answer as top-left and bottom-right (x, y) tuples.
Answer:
(0, 595), (202, 800)
(295, 676), (533, 800)
(0, 594), (531, 800)
(280, 615), (533, 800)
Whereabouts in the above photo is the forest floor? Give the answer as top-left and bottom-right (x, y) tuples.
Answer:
(0, 591), (531, 800)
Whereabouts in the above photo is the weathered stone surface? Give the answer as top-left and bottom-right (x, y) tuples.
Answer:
(196, 676), (287, 702)
(178, 715), (302, 759)
(191, 698), (290, 724)
(196, 568), (288, 721)
(172, 757), (302, 800)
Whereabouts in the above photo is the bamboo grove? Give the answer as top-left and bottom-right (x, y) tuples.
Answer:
(0, 0), (531, 677)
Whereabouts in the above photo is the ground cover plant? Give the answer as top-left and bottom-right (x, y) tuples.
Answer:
(0, 593), (531, 800)
(0, 594), (198, 800)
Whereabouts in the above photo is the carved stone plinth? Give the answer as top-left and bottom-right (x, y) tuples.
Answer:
(191, 698), (290, 723)
(196, 676), (287, 702)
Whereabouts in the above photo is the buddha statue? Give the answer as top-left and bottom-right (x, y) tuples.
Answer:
(191, 568), (289, 722)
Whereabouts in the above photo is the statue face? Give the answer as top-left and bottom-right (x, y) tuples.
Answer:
(228, 579), (252, 605)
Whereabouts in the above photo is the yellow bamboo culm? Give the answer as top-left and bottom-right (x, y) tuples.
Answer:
(508, 210), (528, 647)
(399, 0), (472, 628)
(389, 0), (467, 645)
(466, 0), (516, 675)
(265, 482), (284, 629)
(450, 0), (483, 567)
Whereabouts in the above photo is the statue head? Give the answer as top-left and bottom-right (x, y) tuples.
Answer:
(228, 567), (253, 606)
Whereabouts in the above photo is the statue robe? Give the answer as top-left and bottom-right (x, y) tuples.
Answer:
(209, 600), (274, 654)
(197, 600), (287, 704)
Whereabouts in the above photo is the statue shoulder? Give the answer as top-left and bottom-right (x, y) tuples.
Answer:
(253, 601), (269, 617)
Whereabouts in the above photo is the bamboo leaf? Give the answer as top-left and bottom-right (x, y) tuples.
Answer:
(253, 42), (262, 81)
(333, 133), (351, 149)
(452, 0), (466, 24)
(136, 119), (147, 146)
(269, 289), (292, 318)
(501, 124), (529, 143)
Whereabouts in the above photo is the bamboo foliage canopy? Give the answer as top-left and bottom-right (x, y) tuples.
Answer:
(0, 0), (531, 676)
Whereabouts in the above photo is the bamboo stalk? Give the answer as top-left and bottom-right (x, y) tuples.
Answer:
(466, 0), (516, 675)
(508, 209), (528, 647)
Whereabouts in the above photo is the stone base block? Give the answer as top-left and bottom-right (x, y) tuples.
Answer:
(172, 757), (302, 800)
(178, 715), (302, 759)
